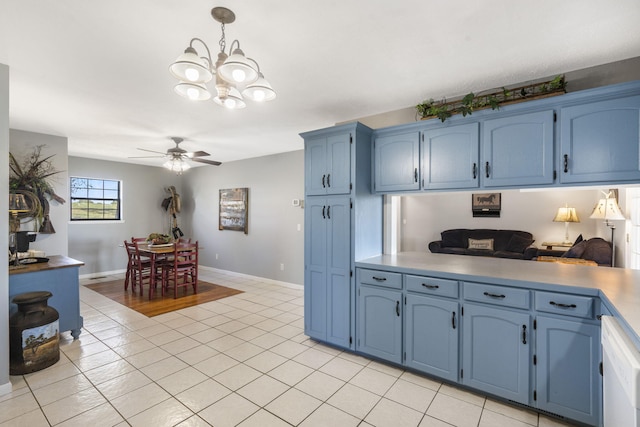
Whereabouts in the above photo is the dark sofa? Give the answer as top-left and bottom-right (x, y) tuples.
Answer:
(428, 229), (537, 260)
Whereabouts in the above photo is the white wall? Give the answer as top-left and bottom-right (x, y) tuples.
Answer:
(10, 130), (68, 257)
(68, 157), (184, 276)
(1, 63), (11, 395)
(400, 187), (623, 257)
(184, 150), (304, 285)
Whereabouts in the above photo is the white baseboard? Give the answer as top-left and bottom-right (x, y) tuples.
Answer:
(80, 266), (303, 290)
(0, 380), (12, 397)
(198, 266), (303, 289)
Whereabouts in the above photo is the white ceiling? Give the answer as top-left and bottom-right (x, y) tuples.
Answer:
(1, 1), (639, 168)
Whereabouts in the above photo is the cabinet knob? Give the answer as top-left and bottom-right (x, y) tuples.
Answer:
(421, 283), (439, 289)
(372, 276), (387, 282)
(485, 161), (490, 178)
(472, 163), (477, 179)
(522, 325), (527, 344)
(327, 174), (331, 187)
(396, 301), (400, 316)
(322, 174), (326, 188)
(452, 311), (456, 329)
(563, 154), (569, 173)
(322, 206), (326, 219)
(414, 168), (418, 183)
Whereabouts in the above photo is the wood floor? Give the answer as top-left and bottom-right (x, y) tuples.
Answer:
(84, 279), (243, 317)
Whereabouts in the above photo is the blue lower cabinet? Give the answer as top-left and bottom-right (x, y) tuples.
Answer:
(357, 285), (403, 364)
(405, 294), (459, 382)
(536, 316), (602, 426)
(462, 303), (531, 404)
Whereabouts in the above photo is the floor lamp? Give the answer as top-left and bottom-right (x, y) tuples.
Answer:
(589, 192), (626, 267)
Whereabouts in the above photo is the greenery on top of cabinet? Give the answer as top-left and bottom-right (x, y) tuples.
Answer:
(416, 75), (566, 122)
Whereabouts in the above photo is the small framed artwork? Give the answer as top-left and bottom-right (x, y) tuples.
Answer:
(472, 192), (501, 217)
(219, 188), (248, 234)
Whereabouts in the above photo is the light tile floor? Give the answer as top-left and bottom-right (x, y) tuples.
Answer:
(1, 269), (579, 426)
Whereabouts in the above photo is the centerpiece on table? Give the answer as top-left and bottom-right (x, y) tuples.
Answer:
(147, 233), (172, 245)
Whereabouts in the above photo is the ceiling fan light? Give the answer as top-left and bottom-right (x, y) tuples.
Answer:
(242, 74), (276, 102)
(217, 48), (259, 84)
(169, 47), (213, 83)
(163, 158), (191, 174)
(174, 82), (211, 101)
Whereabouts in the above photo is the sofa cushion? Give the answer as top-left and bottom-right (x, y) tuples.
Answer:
(468, 238), (494, 250)
(494, 251), (526, 260)
(441, 229), (465, 248)
(506, 234), (535, 253)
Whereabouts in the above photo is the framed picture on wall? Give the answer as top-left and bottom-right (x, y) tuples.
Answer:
(219, 188), (248, 234)
(472, 192), (501, 217)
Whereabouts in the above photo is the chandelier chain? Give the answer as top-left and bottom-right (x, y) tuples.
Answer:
(218, 22), (227, 53)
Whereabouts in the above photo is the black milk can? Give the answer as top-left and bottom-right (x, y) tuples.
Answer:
(9, 291), (60, 375)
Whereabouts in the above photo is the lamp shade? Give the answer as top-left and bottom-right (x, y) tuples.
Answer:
(213, 85), (246, 109)
(553, 206), (580, 223)
(590, 197), (626, 221)
(169, 48), (213, 84)
(242, 73), (276, 102)
(217, 47), (259, 84)
(174, 82), (211, 101)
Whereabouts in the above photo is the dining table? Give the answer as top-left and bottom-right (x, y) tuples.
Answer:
(136, 242), (197, 298)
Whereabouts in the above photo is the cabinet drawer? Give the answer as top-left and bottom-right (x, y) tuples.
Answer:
(406, 275), (458, 298)
(358, 269), (402, 289)
(535, 292), (594, 319)
(463, 282), (530, 309)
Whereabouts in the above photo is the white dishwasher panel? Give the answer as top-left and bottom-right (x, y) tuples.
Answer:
(602, 315), (640, 427)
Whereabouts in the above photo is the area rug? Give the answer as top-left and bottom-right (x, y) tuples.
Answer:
(84, 279), (243, 317)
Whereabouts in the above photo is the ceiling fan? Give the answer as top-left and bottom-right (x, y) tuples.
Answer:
(131, 137), (222, 171)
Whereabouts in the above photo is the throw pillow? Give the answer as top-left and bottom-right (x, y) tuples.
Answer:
(506, 235), (535, 253)
(562, 239), (588, 259)
(468, 238), (494, 250)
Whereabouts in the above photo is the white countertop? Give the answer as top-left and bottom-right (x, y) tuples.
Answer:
(356, 252), (640, 346)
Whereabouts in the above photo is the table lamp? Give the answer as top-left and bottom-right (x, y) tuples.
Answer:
(553, 204), (580, 244)
(590, 191), (626, 267)
(9, 193), (29, 233)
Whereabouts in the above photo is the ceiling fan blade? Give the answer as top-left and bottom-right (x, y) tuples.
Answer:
(137, 148), (168, 155)
(186, 150), (210, 158)
(128, 155), (166, 159)
(191, 158), (222, 166)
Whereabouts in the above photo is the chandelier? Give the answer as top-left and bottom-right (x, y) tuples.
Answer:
(169, 7), (276, 109)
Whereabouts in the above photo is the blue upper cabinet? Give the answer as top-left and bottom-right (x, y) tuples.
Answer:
(560, 95), (640, 184)
(483, 110), (555, 187)
(305, 133), (351, 195)
(374, 131), (420, 192)
(422, 123), (480, 190)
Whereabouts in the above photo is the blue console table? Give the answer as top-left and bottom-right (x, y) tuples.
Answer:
(9, 255), (84, 339)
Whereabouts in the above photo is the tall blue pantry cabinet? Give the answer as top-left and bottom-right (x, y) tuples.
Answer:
(301, 122), (383, 350)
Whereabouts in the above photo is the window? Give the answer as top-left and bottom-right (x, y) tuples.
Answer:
(70, 177), (122, 221)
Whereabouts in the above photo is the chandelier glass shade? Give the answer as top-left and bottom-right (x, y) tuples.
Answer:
(169, 7), (276, 110)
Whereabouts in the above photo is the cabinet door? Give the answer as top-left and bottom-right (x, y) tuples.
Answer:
(304, 197), (352, 348)
(536, 316), (601, 426)
(305, 137), (328, 196)
(304, 198), (328, 340)
(560, 95), (640, 183)
(422, 123), (479, 190)
(483, 110), (554, 187)
(326, 134), (352, 195)
(326, 197), (352, 347)
(357, 285), (402, 364)
(304, 134), (352, 196)
(374, 131), (420, 192)
(405, 294), (459, 382)
(462, 303), (530, 404)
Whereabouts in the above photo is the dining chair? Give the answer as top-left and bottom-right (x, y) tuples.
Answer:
(124, 240), (152, 294)
(162, 241), (198, 298)
(131, 241), (165, 298)
(177, 237), (192, 243)
(131, 236), (147, 242)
